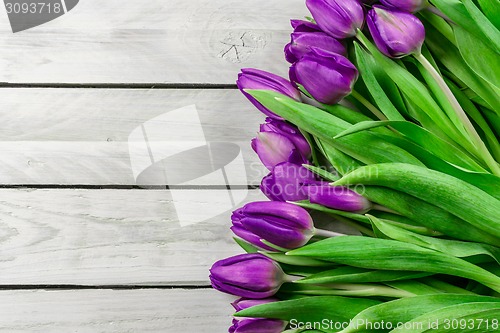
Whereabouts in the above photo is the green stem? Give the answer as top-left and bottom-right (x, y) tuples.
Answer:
(315, 228), (344, 238)
(414, 53), (500, 176)
(421, 277), (476, 295)
(351, 90), (388, 121)
(287, 283), (415, 298)
(425, 5), (454, 23)
(334, 215), (376, 237)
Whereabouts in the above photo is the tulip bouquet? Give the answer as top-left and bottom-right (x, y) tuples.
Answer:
(210, 0), (500, 332)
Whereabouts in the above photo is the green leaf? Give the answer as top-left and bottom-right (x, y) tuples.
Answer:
(302, 164), (340, 182)
(280, 282), (414, 298)
(233, 237), (259, 253)
(454, 25), (500, 90)
(247, 89), (423, 166)
(462, 0), (500, 53)
(262, 252), (334, 267)
(362, 186), (500, 246)
(354, 42), (405, 121)
(430, 0), (500, 52)
(338, 294), (500, 333)
(235, 296), (380, 332)
(333, 120), (485, 172)
(389, 302), (500, 333)
(423, 21), (500, 114)
(356, 32), (466, 147)
(314, 138), (363, 176)
(293, 201), (370, 224)
(295, 266), (430, 285)
(334, 163), (500, 239)
(287, 236), (500, 292)
(374, 134), (500, 200)
(368, 216), (500, 264)
(446, 78), (500, 162)
(477, 0), (500, 30)
(385, 280), (443, 296)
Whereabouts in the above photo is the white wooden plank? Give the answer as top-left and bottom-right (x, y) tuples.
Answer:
(0, 88), (268, 185)
(0, 0), (307, 83)
(0, 188), (267, 285)
(0, 289), (235, 333)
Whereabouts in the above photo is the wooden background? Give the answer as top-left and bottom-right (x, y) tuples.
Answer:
(0, 1), (308, 331)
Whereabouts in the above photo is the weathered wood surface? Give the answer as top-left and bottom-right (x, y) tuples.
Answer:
(0, 0), (307, 84)
(0, 1), (310, 331)
(0, 289), (234, 333)
(0, 188), (267, 285)
(0, 89), (268, 185)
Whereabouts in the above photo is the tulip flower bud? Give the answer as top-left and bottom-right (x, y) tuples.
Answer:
(306, 0), (365, 39)
(290, 48), (358, 104)
(285, 31), (347, 63)
(209, 253), (286, 298)
(380, 0), (428, 12)
(290, 19), (322, 33)
(367, 6), (425, 58)
(237, 68), (301, 120)
(231, 201), (315, 250)
(304, 184), (372, 212)
(260, 118), (311, 159)
(231, 297), (279, 311)
(261, 162), (321, 202)
(252, 118), (311, 170)
(229, 318), (286, 333)
(252, 132), (308, 171)
(230, 298), (285, 333)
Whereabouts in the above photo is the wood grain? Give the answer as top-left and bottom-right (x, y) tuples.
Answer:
(0, 188), (267, 285)
(0, 88), (268, 185)
(0, 289), (235, 332)
(0, 0), (307, 84)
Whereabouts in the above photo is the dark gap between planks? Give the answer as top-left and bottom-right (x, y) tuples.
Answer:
(0, 83), (238, 89)
(0, 285), (211, 290)
(0, 185), (259, 190)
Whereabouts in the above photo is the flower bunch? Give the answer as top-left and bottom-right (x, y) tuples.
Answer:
(212, 0), (500, 331)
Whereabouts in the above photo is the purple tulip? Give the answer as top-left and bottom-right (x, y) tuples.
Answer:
(290, 19), (322, 33)
(210, 253), (286, 298)
(261, 162), (321, 202)
(231, 225), (277, 251)
(229, 318), (286, 333)
(232, 297), (279, 311)
(231, 201), (315, 250)
(290, 48), (358, 104)
(367, 6), (425, 58)
(285, 31), (347, 63)
(260, 118), (311, 159)
(237, 68), (301, 120)
(305, 184), (372, 212)
(306, 0), (365, 39)
(252, 118), (311, 170)
(380, 0), (428, 12)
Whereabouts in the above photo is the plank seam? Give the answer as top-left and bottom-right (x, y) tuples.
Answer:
(0, 285), (212, 290)
(0, 185), (259, 190)
(0, 83), (238, 89)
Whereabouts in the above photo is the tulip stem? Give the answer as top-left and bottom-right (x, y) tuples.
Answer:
(350, 90), (388, 121)
(333, 215), (376, 237)
(315, 228), (345, 238)
(372, 204), (400, 215)
(425, 5), (454, 24)
(284, 274), (303, 283)
(414, 52), (500, 176)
